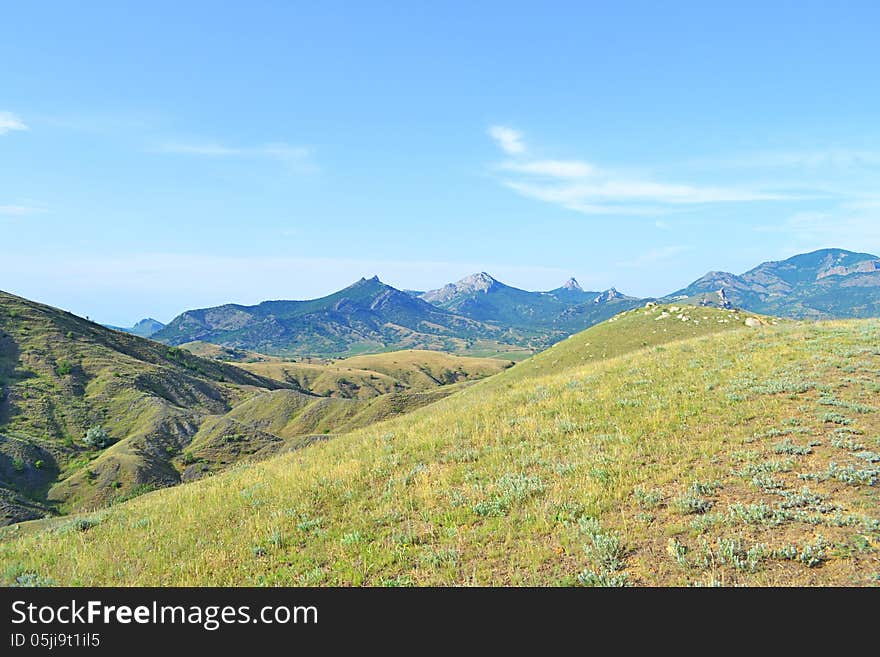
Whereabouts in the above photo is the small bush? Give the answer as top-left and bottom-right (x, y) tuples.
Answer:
(420, 547), (460, 568)
(584, 532), (625, 571)
(472, 473), (545, 517)
(577, 569), (629, 587)
(8, 569), (56, 587)
(823, 412), (852, 425)
(674, 494), (714, 515)
(296, 515), (323, 533)
(56, 516), (103, 534)
(634, 487), (664, 509)
(798, 543), (826, 567)
(855, 451), (880, 463)
(727, 503), (774, 525)
(83, 425), (114, 449)
(801, 462), (880, 486)
(666, 538), (689, 567)
(773, 439), (812, 455)
(707, 538), (769, 573)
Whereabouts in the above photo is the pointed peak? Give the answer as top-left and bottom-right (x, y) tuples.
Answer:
(593, 287), (622, 303)
(455, 272), (498, 292)
(462, 271), (496, 283)
(561, 277), (583, 292)
(420, 272), (500, 304)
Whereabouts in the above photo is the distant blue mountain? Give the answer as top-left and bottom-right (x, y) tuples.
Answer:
(105, 318), (166, 338)
(666, 248), (880, 318)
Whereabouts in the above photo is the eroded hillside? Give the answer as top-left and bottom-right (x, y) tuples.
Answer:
(3, 308), (876, 585)
(0, 292), (506, 524)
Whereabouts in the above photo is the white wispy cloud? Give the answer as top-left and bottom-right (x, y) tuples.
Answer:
(0, 111), (28, 135)
(154, 141), (318, 173)
(488, 125), (525, 154)
(500, 159), (596, 178)
(487, 127), (801, 215)
(0, 204), (45, 217)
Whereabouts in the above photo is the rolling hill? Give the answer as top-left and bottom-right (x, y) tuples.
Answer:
(234, 349), (513, 399)
(6, 303), (876, 586)
(668, 248), (880, 318)
(497, 303), (777, 383)
(0, 289), (288, 523)
(0, 291), (506, 525)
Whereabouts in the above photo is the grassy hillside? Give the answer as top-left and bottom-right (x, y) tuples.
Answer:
(504, 303), (777, 382)
(0, 290), (289, 522)
(3, 308), (877, 586)
(177, 341), (272, 363)
(237, 350), (513, 399)
(0, 292), (494, 524)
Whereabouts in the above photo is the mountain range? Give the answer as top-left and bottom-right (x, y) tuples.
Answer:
(153, 276), (507, 357)
(152, 273), (642, 356)
(10, 298), (879, 586)
(148, 248), (880, 357)
(3, 250), (880, 585)
(665, 248), (880, 318)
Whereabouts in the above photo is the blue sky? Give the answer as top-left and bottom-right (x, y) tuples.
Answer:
(2, 1), (880, 325)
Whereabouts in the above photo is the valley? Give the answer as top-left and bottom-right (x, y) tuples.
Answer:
(2, 302), (878, 585)
(0, 292), (510, 525)
(1, 247), (879, 586)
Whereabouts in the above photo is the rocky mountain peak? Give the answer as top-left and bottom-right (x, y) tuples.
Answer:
(561, 277), (584, 292)
(419, 272), (499, 305)
(459, 272), (497, 292)
(593, 287), (621, 303)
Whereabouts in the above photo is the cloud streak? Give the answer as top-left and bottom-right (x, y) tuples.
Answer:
(0, 111), (28, 135)
(154, 141), (318, 173)
(488, 125), (525, 155)
(488, 127), (807, 215)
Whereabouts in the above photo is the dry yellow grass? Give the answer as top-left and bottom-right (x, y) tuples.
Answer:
(238, 349), (511, 398)
(2, 312), (878, 586)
